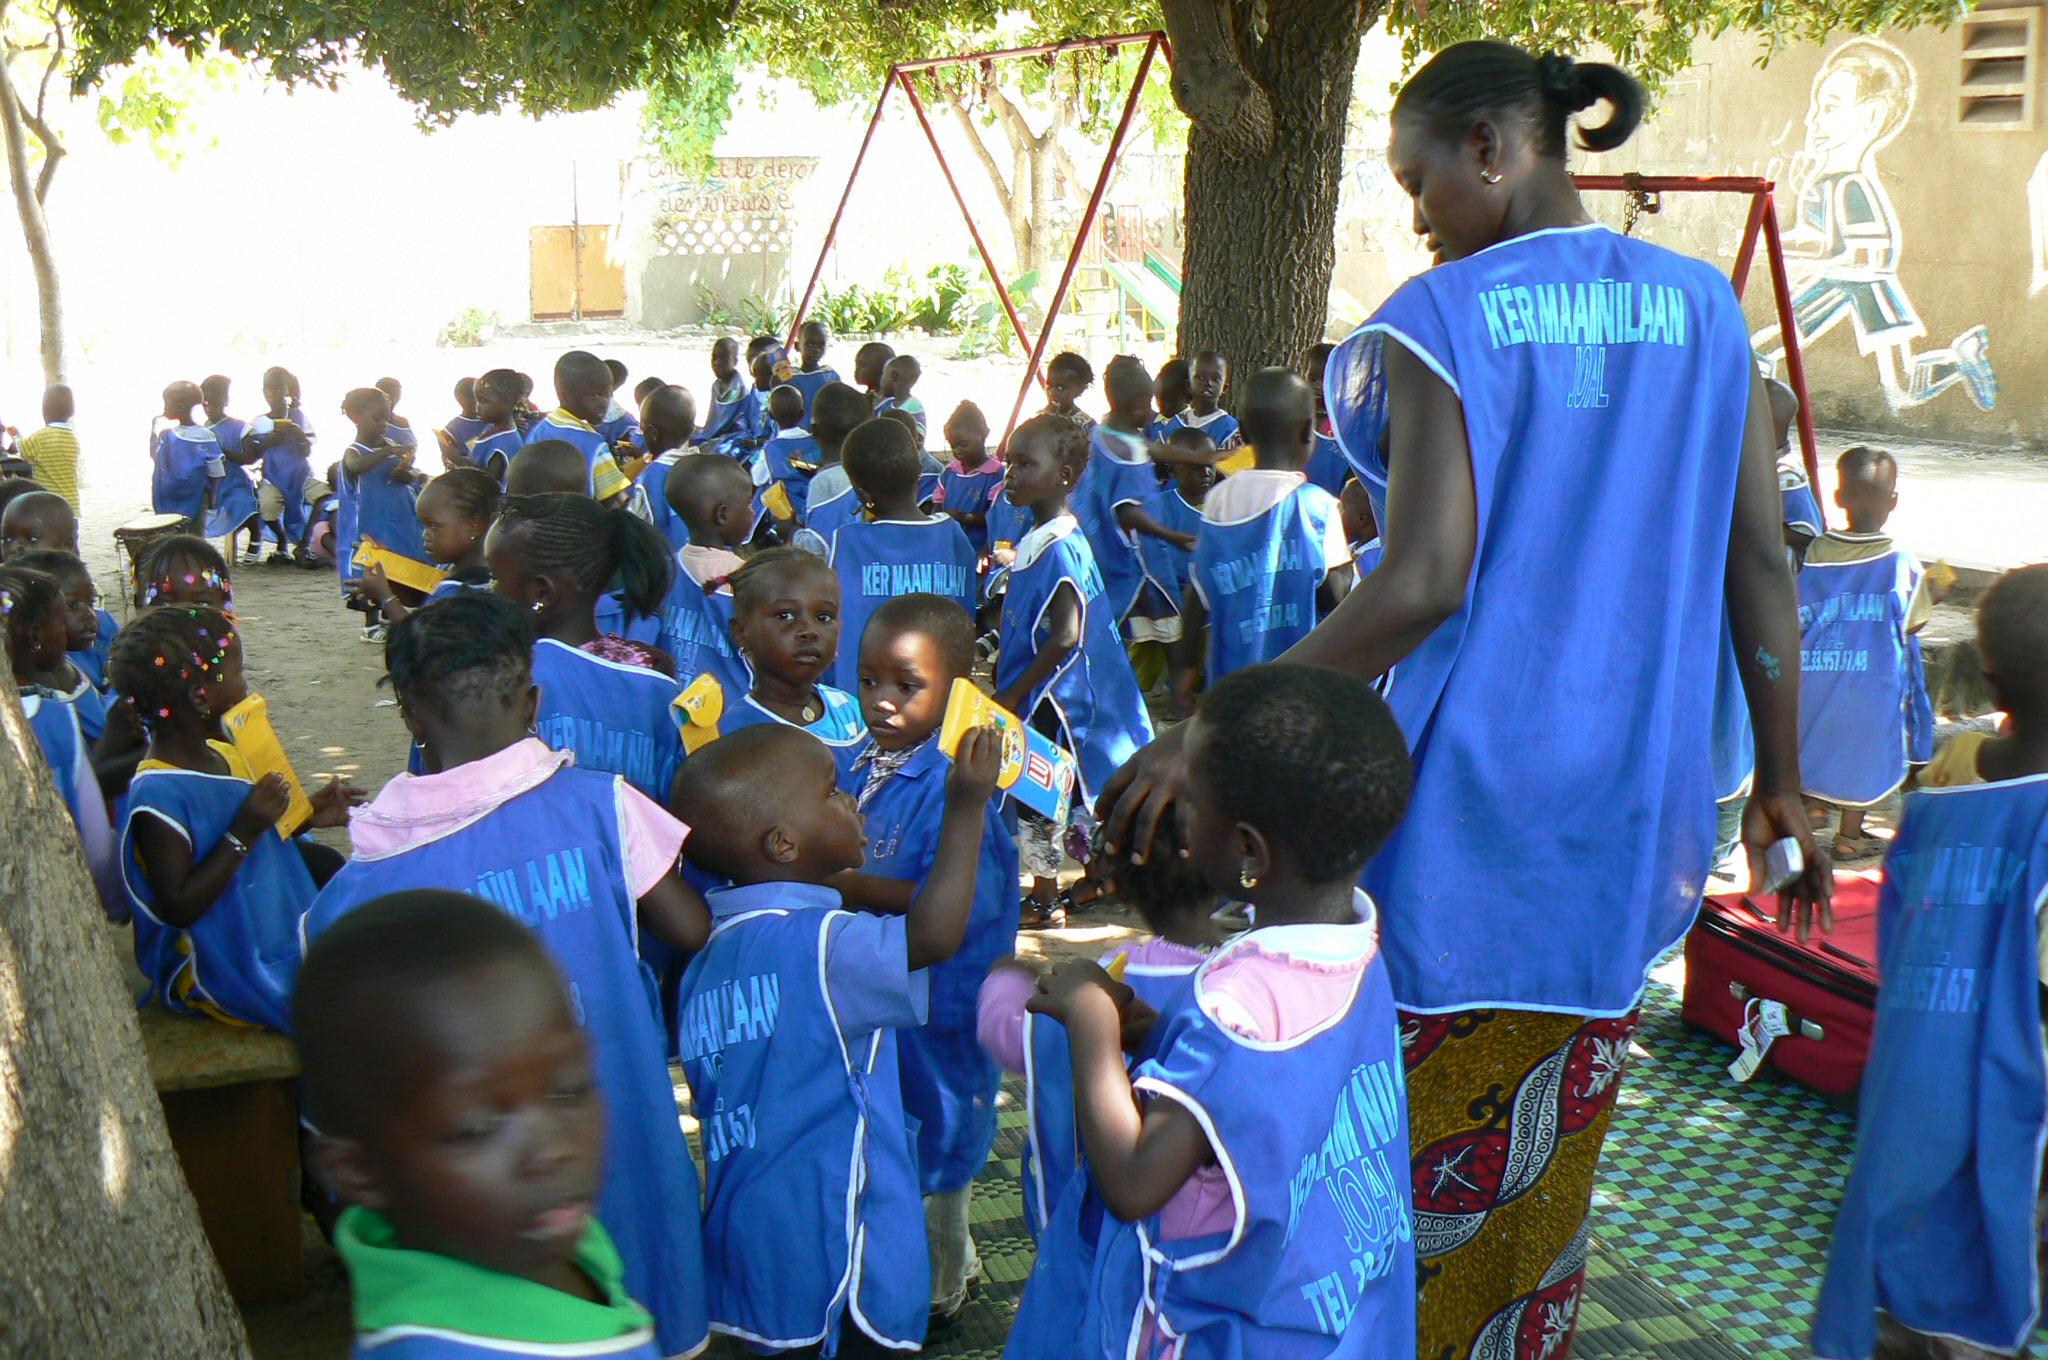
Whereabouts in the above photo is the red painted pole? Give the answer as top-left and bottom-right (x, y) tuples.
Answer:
(1761, 192), (1823, 522)
(897, 72), (1034, 356)
(894, 32), (1161, 73)
(1570, 174), (1773, 194)
(999, 34), (1160, 453)
(786, 77), (896, 350)
(1729, 189), (1769, 299)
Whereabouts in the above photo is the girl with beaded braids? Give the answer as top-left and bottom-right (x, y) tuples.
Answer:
(1101, 40), (1826, 1360)
(112, 606), (359, 1029)
(486, 492), (684, 801)
(301, 590), (712, 1357)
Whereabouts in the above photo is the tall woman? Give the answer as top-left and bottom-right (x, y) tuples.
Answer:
(1102, 42), (1829, 1360)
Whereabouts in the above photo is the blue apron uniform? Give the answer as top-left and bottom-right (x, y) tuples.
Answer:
(346, 442), (428, 566)
(1190, 482), (1341, 681)
(1305, 432), (1350, 496)
(121, 760), (315, 1030)
(1136, 487), (1202, 623)
(1071, 427), (1156, 624)
(1811, 775), (2048, 1359)
(1326, 222), (1752, 1016)
(25, 691), (92, 835)
(675, 885), (928, 1355)
(466, 427), (522, 487)
(1160, 408), (1240, 450)
(1781, 461), (1825, 539)
(692, 678), (867, 786)
(531, 638), (683, 803)
(996, 516), (1153, 807)
(253, 407), (315, 541)
(596, 409), (639, 451)
(633, 451), (689, 551)
(756, 430), (820, 526)
(786, 367), (840, 423)
(1008, 896), (1415, 1360)
(803, 478), (861, 557)
(1797, 540), (1925, 806)
(1351, 537), (1383, 578)
(58, 668), (109, 743)
(985, 484), (1032, 563)
(305, 766), (708, 1360)
(853, 737), (1018, 1194)
(1019, 951), (1199, 1240)
(827, 517), (978, 693)
(441, 413), (490, 451)
(205, 417), (260, 537)
(657, 563), (749, 695)
(523, 412), (616, 498)
(151, 425), (223, 525)
(73, 607), (117, 691)
(938, 464), (1003, 557)
(694, 380), (765, 455)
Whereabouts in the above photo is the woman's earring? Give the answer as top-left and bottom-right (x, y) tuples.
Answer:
(1481, 167), (1503, 185)
(1239, 865), (1259, 892)
(530, 601), (543, 613)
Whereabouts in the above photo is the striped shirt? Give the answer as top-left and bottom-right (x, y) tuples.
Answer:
(21, 424), (79, 510)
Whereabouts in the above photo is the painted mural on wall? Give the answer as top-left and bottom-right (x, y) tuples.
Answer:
(2029, 151), (2048, 296)
(632, 156), (819, 257)
(1754, 38), (1998, 412)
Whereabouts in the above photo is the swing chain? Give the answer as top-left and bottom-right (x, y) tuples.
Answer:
(1621, 172), (1661, 237)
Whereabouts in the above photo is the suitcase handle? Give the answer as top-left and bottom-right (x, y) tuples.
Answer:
(1728, 983), (1825, 1041)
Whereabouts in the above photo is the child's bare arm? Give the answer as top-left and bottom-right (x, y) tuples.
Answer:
(991, 581), (1081, 716)
(1116, 500), (1198, 552)
(342, 442), (397, 477)
(1030, 960), (1213, 1221)
(1318, 561), (1356, 612)
(131, 775), (290, 929)
(638, 869), (712, 952)
(904, 726), (1001, 970)
(828, 869), (915, 914)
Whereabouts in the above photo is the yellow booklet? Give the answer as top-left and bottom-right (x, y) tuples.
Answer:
(352, 537), (448, 595)
(219, 693), (313, 838)
(937, 678), (1076, 821)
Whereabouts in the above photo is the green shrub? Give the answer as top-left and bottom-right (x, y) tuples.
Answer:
(436, 306), (499, 348)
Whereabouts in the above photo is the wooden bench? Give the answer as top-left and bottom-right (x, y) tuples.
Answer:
(138, 1004), (305, 1304)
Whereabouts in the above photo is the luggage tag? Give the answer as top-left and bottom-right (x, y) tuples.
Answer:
(1729, 996), (1793, 1082)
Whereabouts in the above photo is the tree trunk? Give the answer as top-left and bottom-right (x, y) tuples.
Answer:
(1166, 0), (1373, 382)
(0, 670), (253, 1356)
(0, 48), (66, 385)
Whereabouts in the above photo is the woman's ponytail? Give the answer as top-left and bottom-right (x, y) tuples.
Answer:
(1395, 40), (1645, 159)
(1536, 53), (1645, 152)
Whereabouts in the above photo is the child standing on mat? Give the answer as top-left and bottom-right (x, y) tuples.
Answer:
(669, 719), (1003, 1357)
(1812, 563), (2048, 1360)
(298, 891), (669, 1360)
(301, 594), (711, 1359)
(824, 419), (977, 694)
(1005, 664), (1417, 1360)
(1796, 446), (1937, 859)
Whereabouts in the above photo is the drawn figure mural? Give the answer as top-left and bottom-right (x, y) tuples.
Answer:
(1754, 38), (1998, 412)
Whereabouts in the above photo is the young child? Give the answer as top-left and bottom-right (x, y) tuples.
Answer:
(1769, 376), (1824, 566)
(1165, 350), (1241, 460)
(631, 384), (699, 551)
(297, 892), (670, 1360)
(875, 355), (927, 443)
(19, 383), (79, 512)
(199, 374), (261, 564)
(487, 493), (682, 800)
(1797, 446), (1936, 858)
(356, 467), (499, 626)
(1148, 358), (1190, 443)
(825, 420), (977, 694)
(2, 487), (79, 560)
(1182, 367), (1353, 693)
(1074, 358), (1197, 630)
(1128, 431), (1214, 690)
(597, 358), (641, 454)
(1041, 352), (1096, 432)
(245, 366), (319, 566)
(934, 402), (1001, 560)
(837, 593), (1020, 1320)
(677, 548), (866, 781)
(15, 549), (109, 742)
(133, 533), (233, 613)
(340, 387), (430, 615)
(151, 381), (225, 528)
(1303, 342), (1351, 496)
(756, 386), (819, 532)
(505, 439), (594, 498)
(992, 414), (1154, 924)
(789, 319), (842, 423)
(113, 605), (353, 1029)
(527, 351), (632, 505)
(852, 340), (895, 405)
(667, 718), (1002, 1355)
(655, 452), (753, 692)
(1006, 663), (1417, 1360)
(2, 563), (116, 896)
(791, 383), (874, 553)
(1340, 478), (1383, 577)
(301, 594), (710, 1359)
(692, 336), (766, 457)
(375, 377), (411, 429)
(463, 369), (527, 487)
(978, 810), (1220, 1239)
(1811, 563), (2048, 1360)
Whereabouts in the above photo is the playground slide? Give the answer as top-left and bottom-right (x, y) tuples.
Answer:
(1101, 258), (1180, 334)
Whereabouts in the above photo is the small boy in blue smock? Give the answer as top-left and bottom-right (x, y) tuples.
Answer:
(630, 383), (698, 552)
(692, 336), (766, 456)
(788, 320), (843, 424)
(874, 355), (928, 443)
(825, 419), (977, 694)
(935, 401), (1002, 561)
(1181, 367), (1353, 697)
(669, 720), (1002, 1357)
(790, 384), (874, 555)
(298, 892), (668, 1360)
(1157, 350), (1240, 458)
(1129, 430), (1213, 696)
(1073, 358), (1198, 631)
(525, 351), (632, 505)
(838, 594), (1018, 1321)
(755, 386), (820, 532)
(150, 380), (224, 529)
(1796, 446), (1937, 859)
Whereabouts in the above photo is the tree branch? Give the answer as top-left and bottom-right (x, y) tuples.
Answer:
(943, 84), (1014, 218)
(1159, 0), (1276, 160)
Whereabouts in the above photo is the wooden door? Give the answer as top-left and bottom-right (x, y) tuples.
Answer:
(530, 226), (577, 320)
(577, 225), (625, 319)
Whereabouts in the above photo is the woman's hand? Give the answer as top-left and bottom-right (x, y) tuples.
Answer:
(1095, 721), (1191, 865)
(1743, 786), (1833, 942)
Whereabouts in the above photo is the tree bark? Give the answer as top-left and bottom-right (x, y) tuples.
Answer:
(0, 669), (252, 1357)
(0, 33), (67, 385)
(1166, 0), (1373, 382)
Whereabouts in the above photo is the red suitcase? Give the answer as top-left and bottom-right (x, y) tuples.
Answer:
(1680, 870), (1882, 1106)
